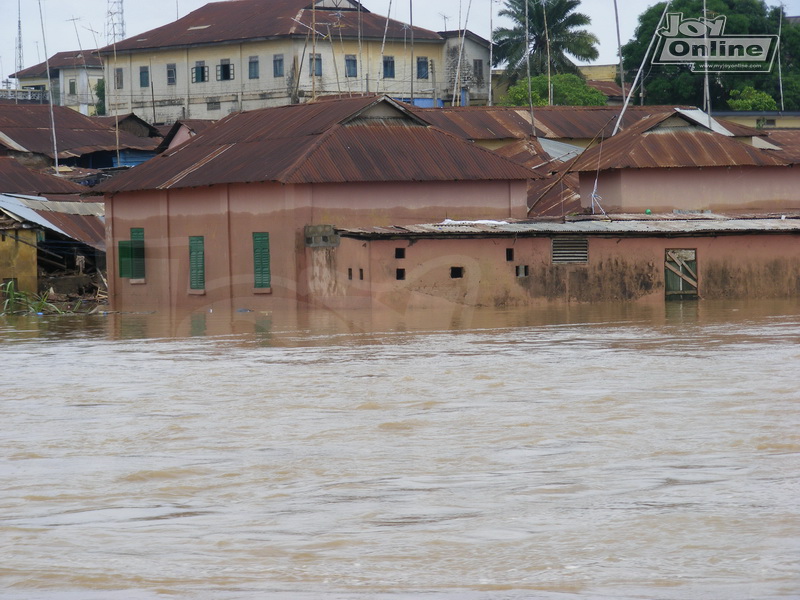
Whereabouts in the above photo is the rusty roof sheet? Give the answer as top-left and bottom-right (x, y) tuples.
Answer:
(0, 157), (88, 195)
(0, 104), (155, 159)
(98, 96), (534, 193)
(11, 50), (102, 79)
(474, 139), (550, 173)
(92, 114), (164, 139)
(527, 172), (582, 218)
(586, 80), (624, 98)
(100, 0), (441, 54)
(284, 123), (535, 184)
(412, 105), (686, 141)
(338, 215), (800, 238)
(155, 118), (218, 152)
(764, 129), (800, 163)
(570, 115), (787, 172)
(0, 194), (105, 250)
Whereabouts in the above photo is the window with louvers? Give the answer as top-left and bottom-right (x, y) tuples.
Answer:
(253, 232), (271, 289)
(551, 238), (589, 264)
(189, 236), (205, 290)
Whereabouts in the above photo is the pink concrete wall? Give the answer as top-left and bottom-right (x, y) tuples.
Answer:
(107, 178), (528, 312)
(309, 180), (528, 225)
(304, 233), (800, 311)
(580, 166), (800, 213)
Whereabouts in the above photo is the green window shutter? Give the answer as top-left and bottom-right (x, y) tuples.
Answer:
(130, 228), (145, 279)
(189, 236), (205, 290)
(253, 232), (271, 288)
(118, 240), (133, 278)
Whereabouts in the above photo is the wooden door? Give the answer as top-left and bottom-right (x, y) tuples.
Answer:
(665, 249), (698, 299)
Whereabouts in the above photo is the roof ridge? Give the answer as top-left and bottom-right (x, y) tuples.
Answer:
(276, 96), (418, 182)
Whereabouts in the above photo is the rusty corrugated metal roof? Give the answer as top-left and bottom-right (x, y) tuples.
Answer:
(0, 194), (105, 250)
(338, 215), (800, 238)
(92, 114), (163, 139)
(11, 50), (102, 79)
(284, 123), (535, 184)
(0, 104), (156, 159)
(570, 122), (787, 172)
(412, 105), (685, 141)
(99, 0), (441, 55)
(0, 157), (88, 195)
(586, 80), (624, 98)
(97, 96), (534, 193)
(155, 119), (218, 153)
(527, 171), (582, 218)
(764, 129), (800, 163)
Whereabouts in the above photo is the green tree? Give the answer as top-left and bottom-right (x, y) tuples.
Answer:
(500, 73), (607, 106)
(622, 1), (800, 109)
(727, 86), (778, 110)
(94, 79), (106, 116)
(493, 0), (599, 84)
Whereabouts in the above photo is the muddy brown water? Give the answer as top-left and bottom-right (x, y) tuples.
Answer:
(1, 300), (799, 599)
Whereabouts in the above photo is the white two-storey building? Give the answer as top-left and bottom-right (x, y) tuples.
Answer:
(98, 0), (491, 124)
(10, 51), (104, 116)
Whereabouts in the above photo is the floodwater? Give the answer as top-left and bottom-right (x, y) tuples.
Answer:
(1, 300), (799, 600)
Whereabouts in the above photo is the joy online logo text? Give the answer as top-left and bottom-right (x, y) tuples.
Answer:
(654, 13), (778, 72)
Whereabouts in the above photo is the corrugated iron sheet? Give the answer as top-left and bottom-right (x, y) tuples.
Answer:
(0, 194), (105, 250)
(414, 105), (685, 141)
(586, 80), (624, 98)
(92, 114), (163, 139)
(156, 119), (217, 152)
(11, 50), (102, 79)
(100, 0), (440, 54)
(765, 129), (800, 164)
(284, 124), (535, 184)
(527, 172), (582, 218)
(0, 157), (87, 195)
(571, 119), (787, 172)
(339, 215), (800, 238)
(0, 105), (156, 159)
(97, 96), (534, 193)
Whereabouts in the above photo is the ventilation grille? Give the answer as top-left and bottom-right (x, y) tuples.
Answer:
(552, 237), (589, 264)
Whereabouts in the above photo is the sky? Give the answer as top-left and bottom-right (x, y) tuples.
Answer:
(2, 0), (799, 84)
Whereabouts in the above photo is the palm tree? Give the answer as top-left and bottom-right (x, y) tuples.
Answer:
(493, 0), (600, 83)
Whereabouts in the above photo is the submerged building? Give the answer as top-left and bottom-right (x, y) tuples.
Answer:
(97, 95), (800, 313)
(96, 95), (532, 312)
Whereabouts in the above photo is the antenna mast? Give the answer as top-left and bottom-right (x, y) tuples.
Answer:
(107, 0), (126, 44)
(16, 0), (24, 89)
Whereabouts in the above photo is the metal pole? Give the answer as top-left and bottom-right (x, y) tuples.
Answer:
(542, 0), (552, 105)
(613, 0), (625, 98)
(778, 4), (785, 111)
(613, 1), (671, 136)
(703, 0), (711, 120)
(38, 0), (60, 176)
(410, 0), (415, 103)
(526, 0), (534, 130)
(488, 0), (493, 106)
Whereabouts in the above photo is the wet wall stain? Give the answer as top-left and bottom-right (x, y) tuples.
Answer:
(515, 259), (662, 303)
(702, 259), (800, 299)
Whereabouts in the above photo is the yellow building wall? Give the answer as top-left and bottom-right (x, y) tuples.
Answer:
(578, 64), (618, 82)
(719, 114), (800, 129)
(0, 229), (39, 295)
